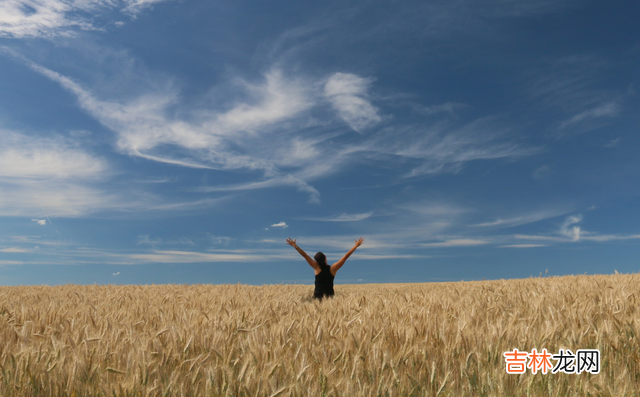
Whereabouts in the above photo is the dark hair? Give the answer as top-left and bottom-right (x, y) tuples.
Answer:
(314, 252), (327, 267)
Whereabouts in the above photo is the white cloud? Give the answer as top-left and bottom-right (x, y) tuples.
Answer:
(127, 250), (279, 263)
(106, 68), (312, 163)
(512, 214), (640, 244)
(32, 219), (47, 225)
(259, 236), (366, 250)
(328, 200), (473, 251)
(137, 235), (196, 246)
(0, 129), (106, 180)
(500, 244), (546, 248)
(0, 129), (111, 217)
(514, 234), (566, 241)
(0, 247), (30, 253)
(9, 53), (536, 208)
(472, 209), (569, 228)
(121, 0), (170, 15)
(0, 260), (24, 265)
(581, 234), (640, 242)
(271, 221), (288, 228)
(102, 247), (423, 265)
(210, 236), (232, 246)
(417, 102), (468, 116)
(345, 253), (424, 260)
(512, 215), (584, 242)
(324, 73), (381, 132)
(137, 235), (162, 246)
(526, 56), (624, 135)
(560, 215), (582, 242)
(420, 239), (488, 248)
(212, 70), (312, 134)
(514, 231), (640, 244)
(199, 174), (321, 204)
(0, 181), (114, 217)
(560, 101), (621, 129)
(0, 0), (173, 38)
(399, 201), (466, 216)
(604, 138), (621, 148)
(0, 124), (220, 217)
(299, 212), (373, 222)
(403, 132), (532, 177)
(137, 197), (231, 212)
(352, 119), (538, 178)
(13, 55), (325, 202)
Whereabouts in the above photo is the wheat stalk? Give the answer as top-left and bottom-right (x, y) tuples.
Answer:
(0, 274), (638, 396)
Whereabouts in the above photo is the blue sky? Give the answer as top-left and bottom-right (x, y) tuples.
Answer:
(1, 0), (639, 286)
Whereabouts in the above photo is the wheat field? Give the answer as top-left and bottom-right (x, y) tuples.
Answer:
(1, 273), (639, 396)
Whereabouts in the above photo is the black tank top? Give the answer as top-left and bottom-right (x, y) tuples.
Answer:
(314, 264), (335, 295)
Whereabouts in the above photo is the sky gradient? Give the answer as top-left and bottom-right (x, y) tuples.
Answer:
(1, 0), (640, 286)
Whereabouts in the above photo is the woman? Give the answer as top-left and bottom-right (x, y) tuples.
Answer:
(286, 237), (364, 300)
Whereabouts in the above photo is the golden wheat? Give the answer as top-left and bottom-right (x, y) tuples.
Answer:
(1, 273), (639, 396)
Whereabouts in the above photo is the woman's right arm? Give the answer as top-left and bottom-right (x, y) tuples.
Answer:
(286, 238), (319, 270)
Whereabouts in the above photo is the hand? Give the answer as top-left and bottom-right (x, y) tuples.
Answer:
(354, 237), (364, 247)
(286, 238), (298, 248)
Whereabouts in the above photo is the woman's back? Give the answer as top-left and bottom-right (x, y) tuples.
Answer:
(314, 264), (335, 299)
(285, 237), (363, 300)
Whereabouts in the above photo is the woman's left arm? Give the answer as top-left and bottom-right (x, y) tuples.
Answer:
(330, 237), (364, 274)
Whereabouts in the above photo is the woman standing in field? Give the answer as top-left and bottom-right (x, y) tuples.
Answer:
(286, 237), (364, 300)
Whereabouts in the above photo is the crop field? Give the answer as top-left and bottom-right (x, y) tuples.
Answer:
(1, 273), (640, 396)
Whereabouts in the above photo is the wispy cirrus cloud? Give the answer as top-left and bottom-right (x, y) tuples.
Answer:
(0, 247), (30, 253)
(500, 244), (546, 248)
(323, 72), (381, 132)
(299, 212), (373, 222)
(415, 102), (468, 116)
(526, 55), (626, 135)
(0, 124), (230, 217)
(354, 118), (538, 177)
(472, 209), (570, 228)
(198, 174), (321, 204)
(560, 214), (582, 241)
(403, 123), (536, 177)
(0, 0), (173, 38)
(0, 129), (106, 180)
(420, 239), (488, 248)
(9, 51), (325, 201)
(514, 214), (640, 244)
(0, 260), (23, 265)
(4, 45), (538, 208)
(0, 181), (116, 217)
(0, 128), (111, 217)
(559, 101), (621, 129)
(127, 249), (292, 264)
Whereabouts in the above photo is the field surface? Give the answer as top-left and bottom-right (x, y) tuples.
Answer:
(1, 274), (640, 396)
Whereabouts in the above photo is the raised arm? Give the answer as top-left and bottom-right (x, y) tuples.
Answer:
(286, 238), (319, 271)
(330, 238), (364, 276)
